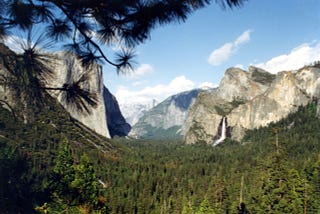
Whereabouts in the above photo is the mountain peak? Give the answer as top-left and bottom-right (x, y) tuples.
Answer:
(248, 66), (276, 85)
(129, 89), (201, 140)
(185, 65), (320, 144)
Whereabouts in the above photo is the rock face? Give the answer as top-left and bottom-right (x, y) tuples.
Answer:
(49, 53), (132, 138)
(129, 89), (200, 139)
(48, 53), (111, 138)
(0, 44), (130, 138)
(103, 87), (131, 137)
(0, 44), (16, 108)
(184, 66), (320, 144)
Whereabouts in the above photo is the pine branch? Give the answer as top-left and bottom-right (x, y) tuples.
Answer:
(53, 3), (120, 68)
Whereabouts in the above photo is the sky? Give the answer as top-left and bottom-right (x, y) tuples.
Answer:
(4, 0), (320, 107)
(102, 0), (320, 107)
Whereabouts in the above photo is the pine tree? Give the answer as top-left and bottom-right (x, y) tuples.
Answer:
(0, 35), (99, 120)
(50, 142), (76, 207)
(196, 198), (215, 214)
(250, 152), (305, 213)
(53, 142), (75, 186)
(0, 0), (245, 73)
(304, 156), (320, 213)
(181, 197), (194, 214)
(71, 154), (99, 210)
(42, 144), (105, 213)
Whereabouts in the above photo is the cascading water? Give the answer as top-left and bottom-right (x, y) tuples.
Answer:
(213, 117), (227, 146)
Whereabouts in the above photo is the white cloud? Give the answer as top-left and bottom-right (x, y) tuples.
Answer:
(234, 30), (251, 46)
(124, 64), (154, 79)
(134, 64), (154, 76)
(208, 29), (252, 66)
(131, 81), (146, 87)
(208, 43), (234, 66)
(115, 75), (195, 105)
(198, 82), (216, 89)
(234, 64), (244, 69)
(254, 42), (320, 73)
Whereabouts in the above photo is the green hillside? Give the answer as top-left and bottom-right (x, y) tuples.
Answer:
(1, 100), (320, 213)
(0, 95), (119, 213)
(104, 102), (320, 213)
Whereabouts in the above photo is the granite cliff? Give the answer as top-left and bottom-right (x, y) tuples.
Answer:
(129, 89), (200, 139)
(184, 65), (320, 144)
(103, 87), (131, 137)
(0, 44), (129, 138)
(48, 53), (111, 138)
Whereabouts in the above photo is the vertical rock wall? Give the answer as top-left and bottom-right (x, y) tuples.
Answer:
(48, 53), (111, 138)
(103, 87), (131, 137)
(185, 66), (320, 144)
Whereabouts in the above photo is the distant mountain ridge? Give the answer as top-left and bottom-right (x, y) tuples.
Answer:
(120, 99), (158, 126)
(129, 89), (202, 140)
(128, 65), (320, 144)
(185, 65), (320, 144)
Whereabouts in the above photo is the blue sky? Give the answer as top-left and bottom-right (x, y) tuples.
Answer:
(105, 0), (320, 106)
(4, 0), (320, 107)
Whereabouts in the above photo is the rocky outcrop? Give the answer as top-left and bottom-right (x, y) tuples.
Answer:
(129, 89), (200, 139)
(184, 66), (320, 144)
(0, 44), (17, 109)
(216, 67), (273, 102)
(52, 53), (131, 137)
(103, 87), (131, 137)
(49, 53), (133, 138)
(0, 44), (130, 138)
(48, 53), (111, 138)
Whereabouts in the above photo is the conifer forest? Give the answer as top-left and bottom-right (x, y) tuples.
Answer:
(1, 100), (320, 213)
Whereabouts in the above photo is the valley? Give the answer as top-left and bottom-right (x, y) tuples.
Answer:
(1, 100), (320, 213)
(1, 0), (320, 213)
(1, 42), (320, 213)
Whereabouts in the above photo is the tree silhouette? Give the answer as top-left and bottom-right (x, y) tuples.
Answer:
(0, 31), (55, 121)
(0, 0), (246, 121)
(0, 0), (245, 73)
(0, 31), (98, 120)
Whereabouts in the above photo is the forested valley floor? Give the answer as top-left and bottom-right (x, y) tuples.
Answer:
(1, 101), (320, 213)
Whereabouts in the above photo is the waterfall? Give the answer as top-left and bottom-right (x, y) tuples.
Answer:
(213, 117), (227, 146)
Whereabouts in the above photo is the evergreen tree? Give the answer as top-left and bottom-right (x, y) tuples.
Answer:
(0, 0), (245, 73)
(1, 0), (246, 123)
(181, 198), (194, 214)
(41, 144), (105, 213)
(0, 142), (32, 212)
(196, 198), (215, 214)
(45, 142), (77, 213)
(53, 142), (74, 177)
(0, 37), (100, 118)
(250, 152), (305, 213)
(304, 156), (320, 213)
(71, 154), (99, 210)
(52, 142), (75, 203)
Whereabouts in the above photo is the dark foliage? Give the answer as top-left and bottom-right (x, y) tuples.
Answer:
(0, 42), (100, 118)
(2, 101), (320, 213)
(1, 0), (246, 72)
(0, 95), (116, 213)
